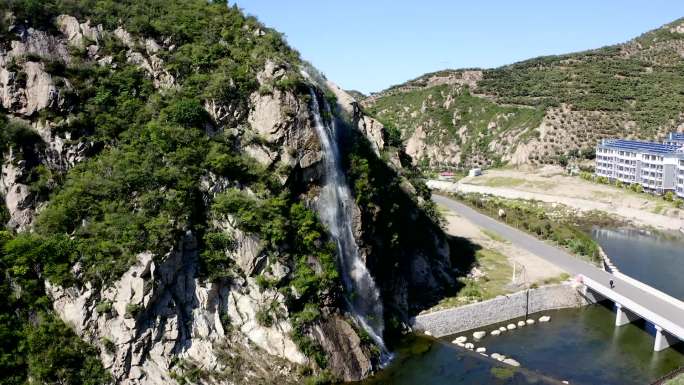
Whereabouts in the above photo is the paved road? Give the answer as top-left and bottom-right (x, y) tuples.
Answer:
(433, 193), (684, 340)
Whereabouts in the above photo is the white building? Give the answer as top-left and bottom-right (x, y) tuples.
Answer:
(678, 157), (684, 198)
(595, 138), (683, 195)
(664, 132), (684, 147)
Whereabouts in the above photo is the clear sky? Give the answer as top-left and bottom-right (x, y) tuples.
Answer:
(235, 1), (684, 94)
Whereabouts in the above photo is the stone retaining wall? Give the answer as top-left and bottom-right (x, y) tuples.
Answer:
(412, 283), (587, 337)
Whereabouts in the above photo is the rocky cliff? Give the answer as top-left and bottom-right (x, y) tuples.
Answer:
(364, 17), (684, 169)
(0, 3), (457, 385)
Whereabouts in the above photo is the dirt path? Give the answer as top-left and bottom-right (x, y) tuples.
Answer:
(429, 165), (684, 231)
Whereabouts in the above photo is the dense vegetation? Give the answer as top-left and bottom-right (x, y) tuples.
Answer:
(0, 0), (335, 382)
(0, 231), (111, 385)
(478, 46), (684, 136)
(0, 0), (310, 283)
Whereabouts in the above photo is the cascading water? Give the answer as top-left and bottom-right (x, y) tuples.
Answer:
(307, 86), (389, 356)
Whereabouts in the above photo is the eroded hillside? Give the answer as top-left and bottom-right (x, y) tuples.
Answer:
(364, 18), (684, 169)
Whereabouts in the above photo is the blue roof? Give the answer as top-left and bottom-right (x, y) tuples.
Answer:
(667, 132), (684, 141)
(600, 139), (680, 155)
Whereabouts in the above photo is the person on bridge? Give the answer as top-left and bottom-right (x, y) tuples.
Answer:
(609, 280), (614, 289)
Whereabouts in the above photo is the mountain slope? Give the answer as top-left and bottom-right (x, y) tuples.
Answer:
(0, 2), (458, 384)
(364, 18), (684, 168)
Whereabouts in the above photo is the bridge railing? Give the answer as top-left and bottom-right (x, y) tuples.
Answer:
(581, 275), (684, 340)
(611, 271), (684, 309)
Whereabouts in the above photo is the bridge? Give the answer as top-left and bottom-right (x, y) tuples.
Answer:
(580, 275), (684, 351)
(433, 194), (684, 352)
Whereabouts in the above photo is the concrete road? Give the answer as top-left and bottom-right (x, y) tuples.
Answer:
(433, 193), (684, 341)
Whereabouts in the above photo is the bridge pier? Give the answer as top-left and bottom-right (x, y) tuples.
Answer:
(615, 303), (640, 326)
(581, 285), (607, 304)
(654, 326), (678, 352)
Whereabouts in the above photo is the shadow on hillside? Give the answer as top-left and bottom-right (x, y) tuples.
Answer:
(447, 235), (480, 276)
(324, 98), (483, 328)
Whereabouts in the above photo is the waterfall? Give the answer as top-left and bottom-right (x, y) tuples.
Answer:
(307, 87), (388, 353)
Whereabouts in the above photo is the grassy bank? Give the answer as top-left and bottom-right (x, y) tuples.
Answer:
(447, 192), (606, 264)
(579, 171), (684, 209)
(429, 248), (513, 311)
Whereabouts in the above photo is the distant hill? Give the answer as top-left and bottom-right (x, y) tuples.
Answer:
(345, 89), (367, 100)
(363, 18), (684, 168)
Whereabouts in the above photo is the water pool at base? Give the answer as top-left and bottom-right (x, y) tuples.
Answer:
(355, 334), (562, 385)
(358, 227), (684, 384)
(359, 305), (684, 385)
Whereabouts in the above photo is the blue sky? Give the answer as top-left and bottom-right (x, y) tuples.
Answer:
(236, 1), (684, 94)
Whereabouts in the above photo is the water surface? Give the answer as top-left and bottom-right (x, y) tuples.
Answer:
(445, 305), (684, 385)
(592, 228), (684, 299)
(356, 334), (562, 385)
(360, 306), (684, 385)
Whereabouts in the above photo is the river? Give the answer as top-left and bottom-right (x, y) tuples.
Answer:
(358, 227), (684, 384)
(592, 227), (684, 300)
(359, 306), (684, 385)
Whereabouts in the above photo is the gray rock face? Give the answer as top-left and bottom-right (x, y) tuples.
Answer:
(0, 159), (34, 230)
(310, 315), (372, 382)
(47, 233), (306, 385)
(7, 26), (72, 63)
(0, 59), (60, 116)
(56, 15), (103, 46)
(246, 61), (322, 173)
(125, 51), (175, 89)
(215, 218), (266, 276)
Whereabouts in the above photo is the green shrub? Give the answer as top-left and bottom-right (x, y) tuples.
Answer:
(125, 303), (142, 318)
(200, 231), (235, 281)
(304, 370), (336, 385)
(0, 231), (110, 385)
(95, 301), (113, 314)
(162, 98), (209, 128)
(255, 308), (274, 327)
(101, 337), (116, 353)
(664, 191), (675, 202)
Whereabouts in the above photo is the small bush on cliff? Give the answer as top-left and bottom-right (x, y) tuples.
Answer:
(255, 307), (274, 327)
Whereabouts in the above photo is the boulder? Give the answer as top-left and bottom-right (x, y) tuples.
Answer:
(526, 319), (535, 325)
(517, 321), (525, 327)
(310, 315), (372, 382)
(1, 161), (34, 230)
(490, 330), (501, 336)
(503, 358), (521, 367)
(498, 326), (507, 332)
(454, 336), (467, 343)
(491, 353), (506, 361)
(472, 331), (486, 340)
(55, 15), (103, 47)
(506, 323), (517, 330)
(464, 343), (474, 350)
(476, 347), (486, 353)
(539, 315), (551, 322)
(215, 218), (266, 276)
